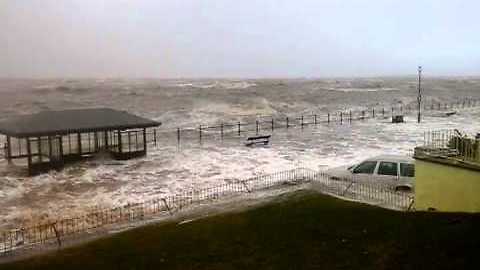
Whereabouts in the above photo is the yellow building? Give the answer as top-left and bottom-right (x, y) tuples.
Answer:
(414, 134), (480, 213)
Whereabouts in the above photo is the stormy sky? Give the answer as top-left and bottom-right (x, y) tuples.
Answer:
(1, 0), (479, 78)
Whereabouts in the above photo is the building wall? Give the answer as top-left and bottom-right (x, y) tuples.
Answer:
(415, 159), (480, 212)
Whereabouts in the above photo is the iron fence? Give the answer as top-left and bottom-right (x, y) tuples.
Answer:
(146, 98), (480, 146)
(311, 171), (415, 211)
(0, 167), (414, 257)
(1, 98), (479, 160)
(420, 129), (479, 162)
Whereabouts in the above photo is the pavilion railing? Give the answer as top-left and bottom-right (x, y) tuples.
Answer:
(0, 143), (5, 159)
(0, 168), (414, 258)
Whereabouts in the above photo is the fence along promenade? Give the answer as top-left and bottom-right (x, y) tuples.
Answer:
(1, 98), (479, 159)
(146, 98), (480, 146)
(0, 168), (414, 257)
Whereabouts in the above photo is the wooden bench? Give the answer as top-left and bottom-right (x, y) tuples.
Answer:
(245, 135), (271, 147)
(392, 115), (404, 123)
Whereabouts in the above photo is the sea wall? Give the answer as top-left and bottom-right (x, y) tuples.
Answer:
(415, 159), (480, 212)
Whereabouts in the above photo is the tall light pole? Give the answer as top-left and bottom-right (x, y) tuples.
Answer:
(417, 66), (422, 123)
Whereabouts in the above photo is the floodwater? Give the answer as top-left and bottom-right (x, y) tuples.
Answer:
(0, 77), (479, 229)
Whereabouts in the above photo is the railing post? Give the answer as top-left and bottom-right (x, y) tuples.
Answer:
(327, 113), (330, 124)
(256, 120), (259, 135)
(199, 125), (202, 141)
(3, 232), (6, 254)
(220, 123), (224, 139)
(301, 115), (304, 128)
(271, 118), (274, 131)
(340, 112), (343, 124)
(77, 133), (82, 155)
(286, 117), (289, 128)
(382, 108), (385, 117)
(177, 128), (180, 145)
(372, 108), (375, 118)
(314, 114), (317, 125)
(350, 110), (352, 123)
(238, 121), (241, 136)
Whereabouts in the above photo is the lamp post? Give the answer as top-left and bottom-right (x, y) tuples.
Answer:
(417, 66), (422, 123)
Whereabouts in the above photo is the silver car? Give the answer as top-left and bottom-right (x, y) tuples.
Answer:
(326, 155), (415, 192)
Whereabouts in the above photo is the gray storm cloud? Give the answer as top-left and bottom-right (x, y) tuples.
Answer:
(1, 0), (479, 78)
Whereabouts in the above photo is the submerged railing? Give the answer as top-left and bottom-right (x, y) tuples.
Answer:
(146, 98), (480, 146)
(1, 98), (479, 163)
(0, 168), (414, 257)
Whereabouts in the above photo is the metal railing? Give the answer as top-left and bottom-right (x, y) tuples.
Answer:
(311, 171), (414, 211)
(146, 98), (480, 146)
(0, 168), (414, 257)
(1, 98), (479, 161)
(420, 129), (479, 162)
(0, 143), (5, 159)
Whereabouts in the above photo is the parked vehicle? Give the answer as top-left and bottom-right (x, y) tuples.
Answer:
(326, 155), (415, 192)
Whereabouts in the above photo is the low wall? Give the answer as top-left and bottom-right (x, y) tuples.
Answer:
(415, 159), (480, 212)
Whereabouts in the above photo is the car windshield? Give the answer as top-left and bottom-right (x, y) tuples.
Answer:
(352, 161), (377, 174)
(400, 163), (415, 177)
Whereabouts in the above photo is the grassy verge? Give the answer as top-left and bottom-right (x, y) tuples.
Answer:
(2, 190), (479, 270)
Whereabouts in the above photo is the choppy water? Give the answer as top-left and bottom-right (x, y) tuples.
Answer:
(0, 77), (479, 229)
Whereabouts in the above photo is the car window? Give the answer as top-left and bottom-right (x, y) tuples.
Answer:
(352, 161), (377, 174)
(377, 162), (398, 176)
(400, 163), (415, 177)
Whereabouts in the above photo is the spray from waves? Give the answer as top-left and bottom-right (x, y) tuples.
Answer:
(156, 97), (279, 128)
(328, 87), (399, 92)
(173, 80), (256, 89)
(1, 108), (479, 230)
(1, 78), (480, 229)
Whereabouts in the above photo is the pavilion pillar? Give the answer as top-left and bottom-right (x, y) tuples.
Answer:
(26, 137), (32, 175)
(143, 128), (147, 154)
(128, 131), (131, 152)
(94, 132), (99, 152)
(104, 131), (109, 150)
(37, 136), (42, 162)
(118, 130), (123, 153)
(58, 136), (64, 165)
(77, 133), (82, 155)
(48, 136), (52, 160)
(6, 135), (12, 163)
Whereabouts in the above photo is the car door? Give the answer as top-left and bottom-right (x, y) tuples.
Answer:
(398, 162), (415, 189)
(375, 161), (399, 189)
(351, 160), (378, 182)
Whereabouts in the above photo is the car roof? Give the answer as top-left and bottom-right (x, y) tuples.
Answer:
(364, 155), (414, 163)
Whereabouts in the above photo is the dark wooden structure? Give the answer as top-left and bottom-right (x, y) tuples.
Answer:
(0, 108), (161, 175)
(391, 115), (405, 123)
(245, 135), (271, 147)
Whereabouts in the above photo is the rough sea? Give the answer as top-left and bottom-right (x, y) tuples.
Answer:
(0, 77), (479, 229)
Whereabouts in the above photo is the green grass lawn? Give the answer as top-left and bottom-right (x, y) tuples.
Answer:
(2, 190), (480, 270)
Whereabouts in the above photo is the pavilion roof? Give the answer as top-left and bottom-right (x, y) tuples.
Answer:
(0, 108), (161, 137)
